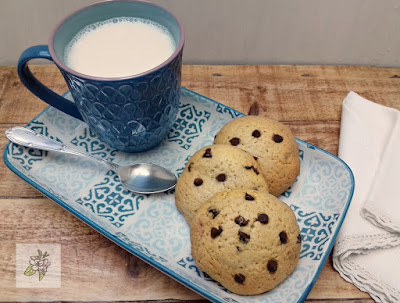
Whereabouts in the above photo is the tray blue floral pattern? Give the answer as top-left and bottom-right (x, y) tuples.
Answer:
(3, 88), (354, 303)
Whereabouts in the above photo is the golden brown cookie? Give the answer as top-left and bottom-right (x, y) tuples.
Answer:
(190, 188), (301, 295)
(214, 116), (300, 196)
(175, 144), (269, 224)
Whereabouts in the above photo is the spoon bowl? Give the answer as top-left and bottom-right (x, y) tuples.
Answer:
(5, 127), (177, 194)
(117, 163), (177, 194)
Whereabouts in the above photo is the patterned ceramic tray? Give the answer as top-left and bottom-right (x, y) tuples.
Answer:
(4, 88), (354, 303)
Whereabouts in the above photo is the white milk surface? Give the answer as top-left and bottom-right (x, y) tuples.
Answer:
(64, 17), (176, 78)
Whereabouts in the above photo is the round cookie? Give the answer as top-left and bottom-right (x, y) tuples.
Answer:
(190, 188), (301, 295)
(214, 116), (300, 196)
(175, 144), (269, 224)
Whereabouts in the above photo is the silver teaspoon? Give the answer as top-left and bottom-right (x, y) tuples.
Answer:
(5, 126), (177, 194)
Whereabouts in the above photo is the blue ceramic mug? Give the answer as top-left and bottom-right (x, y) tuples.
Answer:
(18, 0), (184, 152)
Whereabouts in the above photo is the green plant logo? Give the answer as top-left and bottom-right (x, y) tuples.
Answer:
(24, 249), (51, 281)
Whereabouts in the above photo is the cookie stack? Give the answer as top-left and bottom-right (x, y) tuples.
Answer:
(175, 116), (301, 295)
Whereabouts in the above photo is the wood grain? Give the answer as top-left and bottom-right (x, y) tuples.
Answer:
(2, 64), (399, 302)
(181, 65), (400, 121)
(0, 198), (203, 301)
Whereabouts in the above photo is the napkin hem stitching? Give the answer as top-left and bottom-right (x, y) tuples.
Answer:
(362, 203), (400, 235)
(334, 234), (400, 257)
(334, 258), (400, 302)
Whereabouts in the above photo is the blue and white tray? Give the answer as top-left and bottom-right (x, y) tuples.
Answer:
(4, 88), (354, 303)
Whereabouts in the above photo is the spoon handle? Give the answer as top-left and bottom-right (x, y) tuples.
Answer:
(6, 126), (65, 151)
(5, 126), (119, 170)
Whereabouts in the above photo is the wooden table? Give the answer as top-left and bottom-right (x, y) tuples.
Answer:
(1, 64), (399, 302)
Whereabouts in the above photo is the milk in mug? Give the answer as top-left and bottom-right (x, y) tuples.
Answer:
(64, 17), (176, 78)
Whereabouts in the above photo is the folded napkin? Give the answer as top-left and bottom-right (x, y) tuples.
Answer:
(333, 91), (400, 303)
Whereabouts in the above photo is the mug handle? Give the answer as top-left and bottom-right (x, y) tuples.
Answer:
(17, 45), (83, 121)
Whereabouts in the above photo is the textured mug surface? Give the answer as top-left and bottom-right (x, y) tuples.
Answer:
(17, 0), (184, 152)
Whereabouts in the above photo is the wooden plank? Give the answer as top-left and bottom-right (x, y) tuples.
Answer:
(182, 65), (400, 120)
(0, 198), (372, 302)
(0, 66), (67, 123)
(1, 65), (399, 124)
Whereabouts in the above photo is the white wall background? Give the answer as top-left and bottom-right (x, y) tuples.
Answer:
(1, 0), (400, 67)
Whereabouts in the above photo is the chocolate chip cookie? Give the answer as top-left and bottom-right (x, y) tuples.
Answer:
(175, 145), (269, 224)
(214, 116), (300, 196)
(190, 188), (301, 295)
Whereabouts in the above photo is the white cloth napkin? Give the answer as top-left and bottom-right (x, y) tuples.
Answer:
(332, 91), (400, 303)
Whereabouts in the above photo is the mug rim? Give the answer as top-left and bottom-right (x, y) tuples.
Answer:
(48, 0), (185, 81)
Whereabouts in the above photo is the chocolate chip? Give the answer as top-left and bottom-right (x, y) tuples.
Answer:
(252, 130), (261, 138)
(279, 231), (288, 244)
(236, 246), (241, 252)
(273, 134), (283, 143)
(211, 226), (223, 238)
(194, 178), (203, 186)
(253, 156), (258, 161)
(229, 137), (240, 146)
(297, 234), (302, 244)
(257, 213), (269, 224)
(234, 216), (249, 226)
(267, 260), (278, 273)
(209, 209), (220, 219)
(234, 273), (245, 284)
(188, 163), (193, 172)
(238, 231), (250, 244)
(245, 192), (255, 201)
(244, 165), (259, 175)
(216, 174), (226, 182)
(203, 148), (212, 158)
